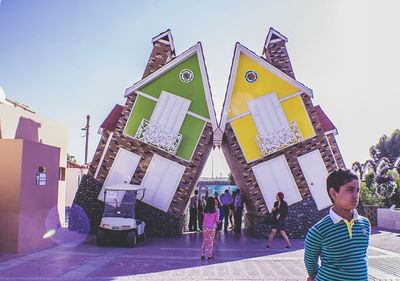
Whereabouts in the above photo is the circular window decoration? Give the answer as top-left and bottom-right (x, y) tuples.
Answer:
(245, 70), (258, 83)
(179, 69), (194, 83)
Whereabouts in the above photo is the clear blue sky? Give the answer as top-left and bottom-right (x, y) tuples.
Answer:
(1, 0), (400, 177)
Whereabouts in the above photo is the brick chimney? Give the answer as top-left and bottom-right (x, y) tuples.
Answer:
(262, 28), (295, 79)
(142, 30), (176, 79)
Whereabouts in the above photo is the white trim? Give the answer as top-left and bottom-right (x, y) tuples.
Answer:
(324, 129), (338, 136)
(122, 92), (150, 136)
(94, 132), (114, 179)
(124, 43), (217, 132)
(227, 111), (250, 123)
(135, 90), (210, 123)
(187, 121), (207, 162)
(269, 38), (283, 44)
(226, 91), (302, 124)
(279, 91), (302, 102)
(135, 90), (158, 102)
(324, 134), (339, 168)
(187, 111), (210, 123)
(151, 30), (175, 52)
(220, 43), (313, 133)
(220, 43), (242, 132)
(124, 45), (199, 97)
(196, 44), (218, 131)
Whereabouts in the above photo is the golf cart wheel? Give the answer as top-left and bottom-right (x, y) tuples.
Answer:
(96, 229), (105, 246)
(127, 230), (137, 248)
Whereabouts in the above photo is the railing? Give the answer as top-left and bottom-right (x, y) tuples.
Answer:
(256, 121), (303, 157)
(134, 119), (183, 155)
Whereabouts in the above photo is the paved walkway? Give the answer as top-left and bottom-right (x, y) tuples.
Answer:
(0, 227), (399, 280)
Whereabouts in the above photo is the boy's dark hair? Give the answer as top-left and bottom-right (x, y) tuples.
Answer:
(326, 169), (359, 202)
(204, 197), (216, 213)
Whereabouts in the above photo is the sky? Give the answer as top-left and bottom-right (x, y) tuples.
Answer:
(1, 0), (400, 178)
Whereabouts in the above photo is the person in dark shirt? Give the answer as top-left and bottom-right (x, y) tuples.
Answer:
(188, 190), (198, 231)
(266, 192), (291, 248)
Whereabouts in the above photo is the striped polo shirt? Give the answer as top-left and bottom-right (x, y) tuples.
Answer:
(304, 208), (370, 281)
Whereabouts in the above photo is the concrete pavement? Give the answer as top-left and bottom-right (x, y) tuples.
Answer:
(0, 227), (399, 281)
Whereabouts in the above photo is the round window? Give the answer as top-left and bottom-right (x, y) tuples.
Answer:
(245, 70), (258, 83)
(179, 69), (194, 83)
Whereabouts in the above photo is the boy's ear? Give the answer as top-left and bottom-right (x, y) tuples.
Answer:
(328, 187), (337, 201)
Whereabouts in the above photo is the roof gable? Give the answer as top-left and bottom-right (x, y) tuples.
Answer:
(125, 43), (217, 131)
(220, 43), (313, 132)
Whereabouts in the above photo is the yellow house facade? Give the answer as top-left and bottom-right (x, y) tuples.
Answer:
(222, 43), (316, 163)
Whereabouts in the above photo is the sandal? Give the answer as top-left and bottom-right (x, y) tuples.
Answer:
(207, 256), (215, 260)
(200, 256), (205, 260)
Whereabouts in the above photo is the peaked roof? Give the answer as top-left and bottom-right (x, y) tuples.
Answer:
(315, 105), (337, 135)
(124, 43), (218, 131)
(151, 29), (175, 55)
(263, 27), (288, 55)
(100, 104), (124, 132)
(219, 42), (313, 132)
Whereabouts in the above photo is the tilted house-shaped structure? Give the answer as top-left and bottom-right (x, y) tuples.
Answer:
(70, 30), (218, 236)
(219, 28), (345, 238)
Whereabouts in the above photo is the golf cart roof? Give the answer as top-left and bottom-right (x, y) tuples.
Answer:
(104, 183), (146, 192)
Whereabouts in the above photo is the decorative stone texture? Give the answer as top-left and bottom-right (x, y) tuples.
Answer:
(245, 197), (330, 239)
(135, 201), (184, 237)
(68, 175), (104, 234)
(263, 40), (295, 79)
(364, 205), (378, 226)
(326, 133), (346, 169)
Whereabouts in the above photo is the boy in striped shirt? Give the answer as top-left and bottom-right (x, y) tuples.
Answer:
(304, 169), (370, 281)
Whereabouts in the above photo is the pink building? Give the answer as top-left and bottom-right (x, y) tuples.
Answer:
(0, 139), (60, 253)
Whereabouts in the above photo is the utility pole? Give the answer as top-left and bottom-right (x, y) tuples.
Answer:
(81, 115), (90, 164)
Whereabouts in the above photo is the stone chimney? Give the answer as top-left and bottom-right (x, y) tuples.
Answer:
(262, 28), (295, 79)
(142, 30), (176, 79)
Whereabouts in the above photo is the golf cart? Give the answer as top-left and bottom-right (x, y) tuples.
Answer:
(96, 183), (146, 247)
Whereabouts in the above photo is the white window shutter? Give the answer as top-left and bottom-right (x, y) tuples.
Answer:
(150, 91), (191, 134)
(150, 92), (169, 125)
(248, 99), (266, 135)
(141, 154), (186, 212)
(248, 92), (289, 135)
(270, 93), (288, 128)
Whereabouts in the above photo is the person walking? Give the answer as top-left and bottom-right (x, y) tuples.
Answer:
(201, 197), (220, 260)
(197, 194), (206, 231)
(233, 188), (244, 233)
(188, 190), (198, 232)
(266, 192), (291, 248)
(304, 169), (370, 281)
(220, 189), (233, 231)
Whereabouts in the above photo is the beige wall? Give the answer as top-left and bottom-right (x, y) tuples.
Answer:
(0, 140), (23, 252)
(0, 139), (60, 253)
(0, 103), (68, 225)
(65, 167), (88, 209)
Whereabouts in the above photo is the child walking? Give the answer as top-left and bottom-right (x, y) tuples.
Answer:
(201, 197), (220, 260)
(304, 169), (370, 281)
